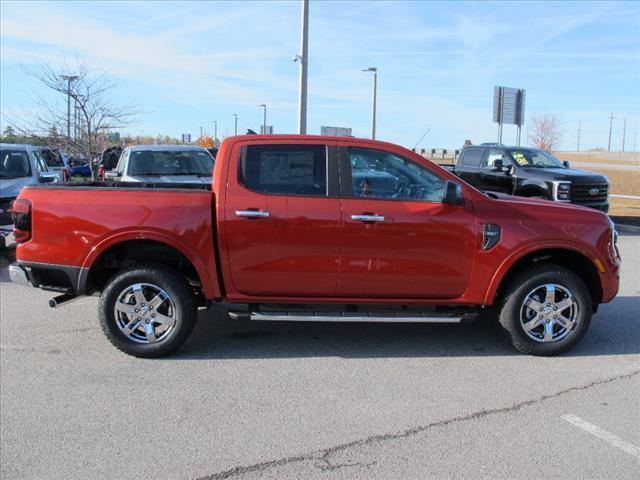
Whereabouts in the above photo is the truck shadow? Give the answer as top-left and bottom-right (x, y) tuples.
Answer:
(175, 296), (640, 359)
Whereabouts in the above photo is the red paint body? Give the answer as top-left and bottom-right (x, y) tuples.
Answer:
(16, 135), (620, 306)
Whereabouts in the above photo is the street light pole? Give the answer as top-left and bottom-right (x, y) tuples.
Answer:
(296, 0), (309, 134)
(60, 75), (78, 139)
(259, 104), (267, 134)
(233, 114), (238, 136)
(362, 67), (377, 139)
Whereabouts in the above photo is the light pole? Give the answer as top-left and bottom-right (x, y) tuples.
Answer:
(213, 120), (217, 146)
(60, 75), (78, 139)
(362, 67), (377, 139)
(295, 0), (309, 134)
(259, 104), (267, 134)
(233, 114), (238, 135)
(199, 126), (203, 143)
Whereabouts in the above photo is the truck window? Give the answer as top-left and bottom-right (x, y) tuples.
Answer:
(459, 148), (484, 167)
(39, 149), (65, 167)
(239, 145), (327, 196)
(348, 148), (444, 202)
(481, 149), (508, 169)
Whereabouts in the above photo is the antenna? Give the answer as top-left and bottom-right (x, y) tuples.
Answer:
(413, 128), (431, 150)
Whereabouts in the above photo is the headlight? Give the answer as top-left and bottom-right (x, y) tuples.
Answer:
(553, 181), (571, 201)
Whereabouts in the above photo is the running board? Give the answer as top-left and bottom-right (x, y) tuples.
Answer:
(243, 312), (465, 323)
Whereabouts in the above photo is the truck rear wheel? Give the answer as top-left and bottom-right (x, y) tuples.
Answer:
(498, 264), (592, 356)
(99, 264), (197, 358)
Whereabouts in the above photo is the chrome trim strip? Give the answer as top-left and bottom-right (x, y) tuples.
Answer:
(250, 313), (462, 323)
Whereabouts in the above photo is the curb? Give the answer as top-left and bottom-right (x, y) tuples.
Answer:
(614, 223), (640, 235)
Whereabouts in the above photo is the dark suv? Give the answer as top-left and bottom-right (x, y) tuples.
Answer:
(450, 145), (609, 212)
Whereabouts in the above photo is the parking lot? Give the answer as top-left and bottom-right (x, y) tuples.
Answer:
(1, 234), (638, 480)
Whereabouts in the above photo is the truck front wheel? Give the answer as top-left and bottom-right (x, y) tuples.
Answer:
(99, 264), (197, 358)
(498, 264), (593, 356)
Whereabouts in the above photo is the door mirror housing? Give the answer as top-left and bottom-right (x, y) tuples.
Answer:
(563, 160), (571, 169)
(104, 170), (121, 180)
(442, 180), (464, 206)
(38, 172), (59, 183)
(504, 165), (515, 176)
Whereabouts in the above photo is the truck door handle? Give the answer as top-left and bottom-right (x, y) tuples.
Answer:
(235, 210), (270, 218)
(351, 214), (385, 223)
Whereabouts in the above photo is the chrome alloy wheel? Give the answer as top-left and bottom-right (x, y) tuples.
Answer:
(520, 283), (579, 343)
(114, 283), (177, 344)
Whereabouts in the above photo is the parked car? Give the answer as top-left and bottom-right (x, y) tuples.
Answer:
(37, 147), (71, 182)
(105, 145), (213, 184)
(9, 135), (620, 357)
(0, 144), (58, 248)
(444, 145), (609, 212)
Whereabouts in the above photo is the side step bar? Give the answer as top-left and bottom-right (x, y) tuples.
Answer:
(230, 311), (466, 323)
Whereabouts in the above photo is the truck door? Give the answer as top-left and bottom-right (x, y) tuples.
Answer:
(478, 148), (516, 193)
(222, 141), (341, 297)
(337, 146), (476, 299)
(454, 147), (485, 187)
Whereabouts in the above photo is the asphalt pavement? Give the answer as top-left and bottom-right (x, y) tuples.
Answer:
(1, 235), (638, 480)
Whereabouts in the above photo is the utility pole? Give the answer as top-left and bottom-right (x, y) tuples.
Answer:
(60, 75), (78, 139)
(213, 120), (217, 146)
(199, 126), (203, 143)
(295, 0), (309, 134)
(622, 118), (626, 152)
(362, 67), (377, 139)
(259, 104), (267, 134)
(233, 114), (238, 136)
(607, 112), (614, 152)
(577, 120), (581, 152)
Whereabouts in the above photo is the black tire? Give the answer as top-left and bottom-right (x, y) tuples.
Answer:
(99, 263), (197, 358)
(497, 264), (593, 356)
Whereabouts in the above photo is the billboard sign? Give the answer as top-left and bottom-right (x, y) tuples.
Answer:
(181, 133), (191, 144)
(320, 126), (352, 137)
(493, 86), (526, 126)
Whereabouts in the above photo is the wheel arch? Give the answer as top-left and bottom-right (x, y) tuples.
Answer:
(486, 246), (603, 307)
(80, 231), (220, 300)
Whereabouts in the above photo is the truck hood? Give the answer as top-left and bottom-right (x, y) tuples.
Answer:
(487, 191), (610, 220)
(124, 175), (213, 184)
(519, 167), (607, 183)
(0, 177), (36, 199)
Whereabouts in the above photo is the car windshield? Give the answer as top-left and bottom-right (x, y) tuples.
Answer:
(0, 149), (32, 178)
(507, 149), (564, 168)
(128, 150), (213, 176)
(39, 149), (65, 167)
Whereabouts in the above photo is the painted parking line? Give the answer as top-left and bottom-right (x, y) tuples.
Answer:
(561, 414), (640, 459)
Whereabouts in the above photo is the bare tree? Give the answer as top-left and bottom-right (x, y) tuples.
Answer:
(9, 59), (138, 180)
(529, 114), (562, 152)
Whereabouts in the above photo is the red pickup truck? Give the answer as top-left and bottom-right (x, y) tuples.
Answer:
(9, 135), (620, 357)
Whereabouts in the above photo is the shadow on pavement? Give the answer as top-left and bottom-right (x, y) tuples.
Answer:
(0, 248), (16, 283)
(174, 296), (640, 360)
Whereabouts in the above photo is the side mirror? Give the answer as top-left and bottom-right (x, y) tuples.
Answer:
(492, 159), (504, 172)
(38, 172), (59, 183)
(563, 160), (570, 169)
(104, 170), (121, 180)
(505, 165), (515, 176)
(442, 180), (465, 206)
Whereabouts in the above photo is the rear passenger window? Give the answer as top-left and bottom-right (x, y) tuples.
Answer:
(459, 148), (484, 167)
(239, 145), (327, 196)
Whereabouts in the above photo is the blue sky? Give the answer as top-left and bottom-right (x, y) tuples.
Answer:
(1, 0), (638, 150)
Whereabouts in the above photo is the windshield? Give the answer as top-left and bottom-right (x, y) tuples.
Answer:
(507, 149), (564, 168)
(39, 149), (65, 167)
(0, 149), (32, 178)
(128, 150), (213, 176)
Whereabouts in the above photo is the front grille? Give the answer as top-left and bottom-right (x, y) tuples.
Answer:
(0, 198), (15, 225)
(571, 183), (608, 203)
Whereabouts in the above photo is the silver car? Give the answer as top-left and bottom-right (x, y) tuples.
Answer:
(106, 145), (214, 184)
(0, 144), (58, 248)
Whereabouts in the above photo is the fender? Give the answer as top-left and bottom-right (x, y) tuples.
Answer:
(483, 239), (603, 305)
(80, 227), (221, 300)
(514, 178), (550, 197)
